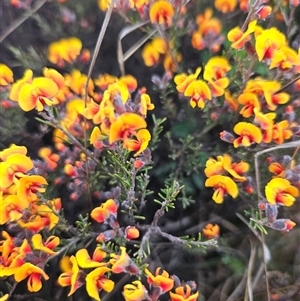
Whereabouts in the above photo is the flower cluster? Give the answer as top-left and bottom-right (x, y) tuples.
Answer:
(204, 154), (250, 204)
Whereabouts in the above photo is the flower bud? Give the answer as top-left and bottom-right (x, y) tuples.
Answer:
(125, 226), (140, 240)
(265, 203), (278, 223)
(271, 219), (296, 232)
(220, 131), (235, 143)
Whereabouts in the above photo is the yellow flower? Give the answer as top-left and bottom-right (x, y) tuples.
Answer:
(48, 37), (82, 67)
(31, 234), (60, 255)
(265, 178), (299, 206)
(184, 80), (211, 109)
(18, 77), (59, 111)
(270, 46), (298, 70)
(255, 28), (286, 61)
(75, 249), (107, 269)
(109, 113), (147, 145)
(123, 280), (149, 301)
(149, 0), (174, 28)
(17, 175), (48, 202)
(233, 122), (262, 148)
(86, 267), (114, 301)
(0, 64), (14, 86)
(9, 69), (33, 102)
(205, 175), (238, 203)
(0, 153), (34, 188)
(174, 67), (201, 93)
(58, 256), (84, 296)
(0, 195), (29, 225)
(238, 92), (261, 118)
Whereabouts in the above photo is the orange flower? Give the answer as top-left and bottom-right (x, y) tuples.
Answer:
(227, 20), (257, 49)
(174, 67), (201, 93)
(149, 0), (174, 28)
(38, 147), (60, 170)
(233, 122), (262, 147)
(17, 175), (48, 202)
(125, 226), (140, 240)
(86, 267), (114, 301)
(17, 77), (59, 111)
(91, 199), (118, 223)
(203, 224), (220, 239)
(224, 91), (239, 111)
(256, 4), (272, 19)
(170, 284), (199, 301)
(205, 175), (238, 203)
(196, 8), (222, 36)
(0, 153), (33, 188)
(119, 75), (138, 92)
(215, 0), (237, 13)
(95, 73), (117, 90)
(110, 246), (139, 274)
(124, 128), (151, 156)
(15, 263), (49, 292)
(0, 64), (14, 86)
(145, 267), (174, 293)
(204, 155), (229, 177)
(142, 43), (161, 67)
(31, 234), (60, 255)
(184, 80), (211, 109)
(255, 28), (287, 61)
(272, 120), (293, 144)
(109, 113), (147, 145)
(65, 69), (94, 96)
(123, 280), (149, 301)
(238, 93), (261, 118)
(140, 91), (155, 116)
(265, 178), (299, 206)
